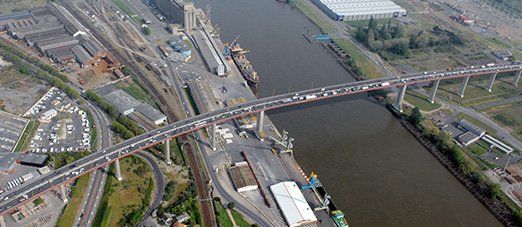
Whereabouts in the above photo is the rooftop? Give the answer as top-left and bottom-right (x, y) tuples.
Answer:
(270, 181), (317, 227)
(229, 162), (258, 192)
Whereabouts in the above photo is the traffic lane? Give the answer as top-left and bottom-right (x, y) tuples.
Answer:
(0, 64), (520, 213)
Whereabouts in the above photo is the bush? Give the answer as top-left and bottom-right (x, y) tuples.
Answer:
(227, 202), (235, 209)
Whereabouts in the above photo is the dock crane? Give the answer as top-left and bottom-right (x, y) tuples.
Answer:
(301, 171), (318, 190)
(269, 130), (294, 155)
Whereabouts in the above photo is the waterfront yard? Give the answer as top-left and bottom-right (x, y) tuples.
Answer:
(404, 91), (441, 111)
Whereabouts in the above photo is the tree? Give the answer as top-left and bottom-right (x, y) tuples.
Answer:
(142, 26), (151, 35)
(368, 17), (377, 31)
(392, 24), (404, 38)
(389, 39), (409, 56)
(408, 107), (422, 126)
(355, 27), (367, 42)
(366, 29), (375, 46)
(227, 202), (235, 209)
(19, 63), (30, 75)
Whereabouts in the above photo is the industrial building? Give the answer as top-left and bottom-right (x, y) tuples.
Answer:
(151, 0), (196, 31)
(456, 119), (485, 146)
(0, 3), (107, 67)
(312, 0), (407, 21)
(270, 181), (317, 227)
(102, 89), (167, 126)
(19, 153), (49, 167)
(229, 162), (258, 193)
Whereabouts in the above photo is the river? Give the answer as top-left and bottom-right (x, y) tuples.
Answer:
(193, 0), (502, 226)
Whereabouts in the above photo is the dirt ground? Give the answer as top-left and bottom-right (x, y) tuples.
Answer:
(0, 66), (48, 115)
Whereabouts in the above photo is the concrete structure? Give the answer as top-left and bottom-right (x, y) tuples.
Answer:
(514, 70), (521, 87)
(114, 159), (122, 181)
(19, 153), (48, 167)
(229, 162), (258, 193)
(1, 63), (521, 215)
(312, 0), (407, 21)
(0, 153), (20, 172)
(256, 111), (265, 139)
(458, 76), (471, 98)
(394, 84), (407, 112)
(183, 1), (196, 32)
(165, 139), (171, 164)
(458, 119), (486, 137)
(270, 181), (317, 227)
(152, 0), (184, 24)
(457, 131), (481, 146)
(39, 109), (57, 122)
(60, 184), (67, 203)
(482, 134), (514, 154)
(429, 79), (440, 103)
(209, 124), (217, 151)
(102, 90), (167, 125)
(486, 72), (498, 92)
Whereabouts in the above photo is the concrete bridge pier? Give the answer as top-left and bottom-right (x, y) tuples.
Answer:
(210, 124), (217, 151)
(429, 79), (441, 103)
(458, 76), (471, 98)
(514, 70), (521, 87)
(393, 84), (407, 112)
(486, 72), (498, 92)
(114, 159), (123, 181)
(165, 140), (172, 165)
(60, 184), (68, 203)
(0, 215), (5, 227)
(256, 111), (265, 140)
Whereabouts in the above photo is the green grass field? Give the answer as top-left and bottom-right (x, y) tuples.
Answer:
(113, 80), (159, 109)
(56, 173), (91, 227)
(290, 0), (335, 34)
(14, 120), (39, 152)
(214, 201), (250, 227)
(486, 103), (522, 140)
(101, 156), (153, 226)
(404, 91), (441, 111)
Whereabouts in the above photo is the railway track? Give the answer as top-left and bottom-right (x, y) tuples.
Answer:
(58, 1), (216, 226)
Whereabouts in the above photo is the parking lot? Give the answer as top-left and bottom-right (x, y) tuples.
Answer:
(0, 111), (29, 153)
(25, 88), (92, 153)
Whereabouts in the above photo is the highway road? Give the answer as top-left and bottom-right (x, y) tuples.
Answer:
(0, 63), (520, 216)
(136, 151), (165, 226)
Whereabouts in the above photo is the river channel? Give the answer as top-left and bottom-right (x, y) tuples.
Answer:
(193, 0), (502, 225)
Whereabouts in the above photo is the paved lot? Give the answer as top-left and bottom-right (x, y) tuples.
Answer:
(25, 88), (91, 153)
(0, 111), (29, 153)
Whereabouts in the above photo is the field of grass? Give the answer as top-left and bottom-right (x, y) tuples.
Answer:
(333, 38), (383, 79)
(486, 103), (522, 140)
(214, 201), (250, 227)
(290, 0), (335, 34)
(431, 75), (521, 106)
(100, 156), (153, 226)
(13, 120), (39, 152)
(56, 173), (91, 227)
(404, 91), (441, 111)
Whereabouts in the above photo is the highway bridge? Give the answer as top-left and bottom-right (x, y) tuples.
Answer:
(0, 63), (520, 216)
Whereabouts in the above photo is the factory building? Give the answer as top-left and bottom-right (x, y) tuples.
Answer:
(19, 153), (49, 167)
(229, 162), (258, 193)
(102, 89), (167, 126)
(270, 182), (318, 227)
(0, 3), (107, 67)
(312, 0), (407, 21)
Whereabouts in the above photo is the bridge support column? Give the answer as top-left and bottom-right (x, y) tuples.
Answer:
(0, 215), (5, 227)
(60, 184), (68, 203)
(514, 70), (521, 87)
(256, 111), (265, 140)
(393, 84), (407, 113)
(486, 72), (498, 92)
(429, 79), (440, 104)
(458, 76), (470, 98)
(114, 159), (123, 181)
(210, 124), (217, 151)
(165, 140), (171, 165)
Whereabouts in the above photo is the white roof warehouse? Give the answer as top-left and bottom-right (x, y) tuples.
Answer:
(270, 181), (317, 227)
(312, 0), (407, 21)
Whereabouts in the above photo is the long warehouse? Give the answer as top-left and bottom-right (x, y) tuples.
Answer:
(270, 181), (317, 227)
(312, 0), (407, 21)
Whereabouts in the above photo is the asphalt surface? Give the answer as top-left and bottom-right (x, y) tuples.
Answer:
(136, 151), (165, 227)
(0, 63), (520, 216)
